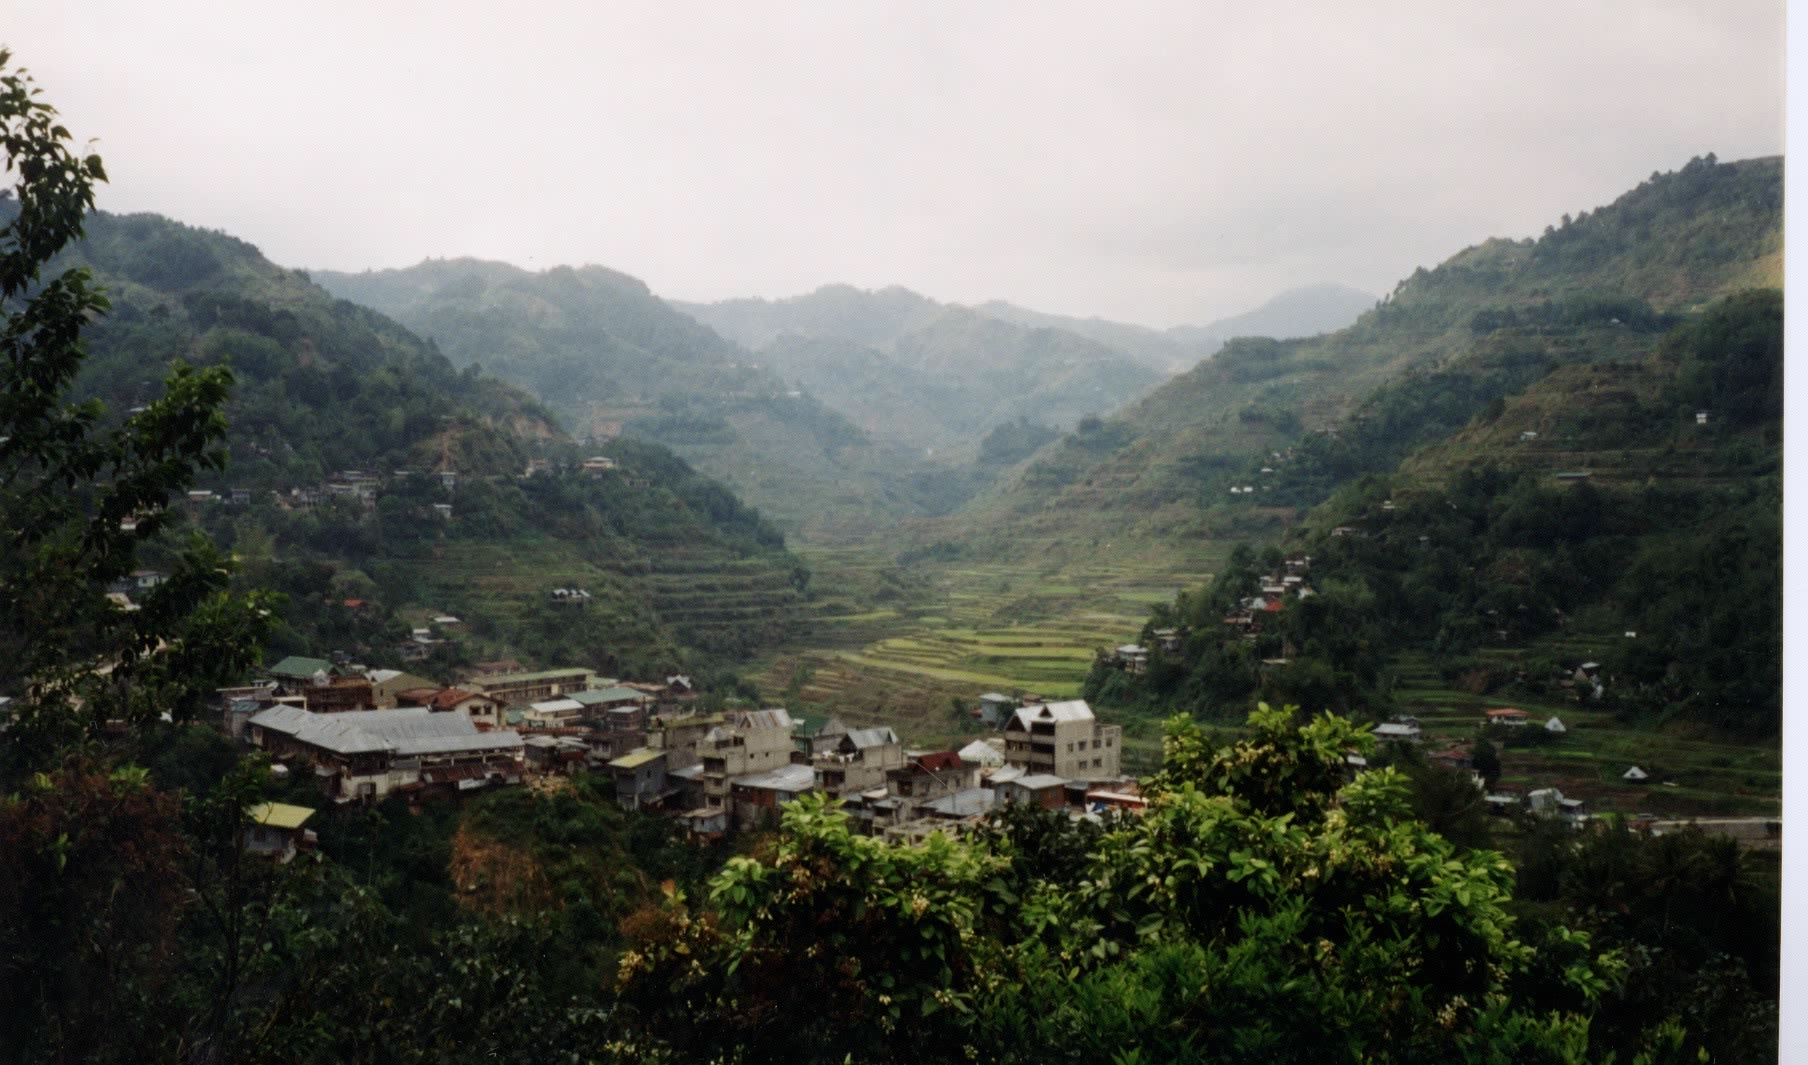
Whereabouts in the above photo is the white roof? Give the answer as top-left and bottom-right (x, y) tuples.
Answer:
(733, 763), (817, 792)
(1623, 766), (1649, 780)
(367, 669), (405, 684)
(528, 698), (585, 715)
(924, 788), (996, 817)
(1011, 700), (1095, 728)
(986, 765), (1026, 785)
(1007, 773), (1068, 790)
(958, 739), (1006, 767)
(843, 726), (900, 749)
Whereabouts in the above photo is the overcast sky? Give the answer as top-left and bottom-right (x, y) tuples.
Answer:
(5, 1), (1785, 327)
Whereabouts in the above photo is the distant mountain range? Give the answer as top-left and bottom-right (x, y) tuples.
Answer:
(939, 155), (1781, 557)
(313, 241), (1378, 541)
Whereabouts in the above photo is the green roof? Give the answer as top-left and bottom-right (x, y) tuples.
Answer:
(247, 802), (315, 829)
(267, 656), (334, 680)
(570, 686), (647, 705)
(472, 667), (596, 686)
(608, 748), (666, 769)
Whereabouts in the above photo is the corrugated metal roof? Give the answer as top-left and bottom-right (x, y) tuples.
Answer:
(267, 656), (333, 679)
(609, 748), (666, 769)
(1008, 699), (1095, 729)
(844, 726), (899, 749)
(924, 788), (995, 818)
(732, 708), (795, 730)
(249, 705), (522, 757)
(571, 686), (647, 705)
(957, 740), (1005, 766)
(470, 667), (596, 688)
(247, 802), (315, 829)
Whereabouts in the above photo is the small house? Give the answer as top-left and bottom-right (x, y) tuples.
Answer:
(521, 698), (587, 728)
(729, 763), (817, 830)
(1112, 644), (1150, 673)
(1373, 721), (1422, 743)
(242, 802), (316, 862)
(975, 693), (1016, 728)
(996, 773), (1068, 810)
(607, 748), (670, 810)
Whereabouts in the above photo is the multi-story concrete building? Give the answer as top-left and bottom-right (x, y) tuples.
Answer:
(1001, 699), (1121, 781)
(699, 708), (796, 808)
(467, 667), (598, 706)
(811, 726), (905, 797)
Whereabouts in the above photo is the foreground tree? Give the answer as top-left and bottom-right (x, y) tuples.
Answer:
(0, 51), (284, 1064)
(0, 51), (273, 777)
(619, 707), (1644, 1064)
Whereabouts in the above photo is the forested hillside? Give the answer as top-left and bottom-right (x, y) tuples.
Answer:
(1090, 290), (1782, 738)
(48, 213), (810, 676)
(315, 261), (997, 540)
(948, 156), (1781, 558)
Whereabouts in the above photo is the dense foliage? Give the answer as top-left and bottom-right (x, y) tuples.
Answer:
(614, 707), (1661, 1064)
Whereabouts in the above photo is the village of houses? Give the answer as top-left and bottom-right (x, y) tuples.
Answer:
(223, 652), (1143, 854)
(217, 651), (1695, 862)
(200, 544), (1777, 858)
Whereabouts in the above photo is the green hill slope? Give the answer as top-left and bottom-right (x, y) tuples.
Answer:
(1091, 289), (1781, 743)
(953, 156), (1781, 556)
(52, 213), (810, 678)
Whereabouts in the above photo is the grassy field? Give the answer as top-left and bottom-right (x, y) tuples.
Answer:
(749, 542), (1215, 750)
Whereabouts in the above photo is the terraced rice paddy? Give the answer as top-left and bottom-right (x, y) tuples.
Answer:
(753, 545), (1776, 820)
(753, 544), (1213, 744)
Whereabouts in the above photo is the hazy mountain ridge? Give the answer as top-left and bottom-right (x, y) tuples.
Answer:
(314, 260), (955, 540)
(676, 286), (1169, 451)
(1162, 282), (1378, 354)
(945, 155), (1781, 553)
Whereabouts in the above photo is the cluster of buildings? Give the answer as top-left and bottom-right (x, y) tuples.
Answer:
(203, 455), (642, 522)
(222, 656), (1135, 842)
(1223, 555), (1316, 634)
(614, 696), (1133, 840)
(225, 658), (684, 804)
